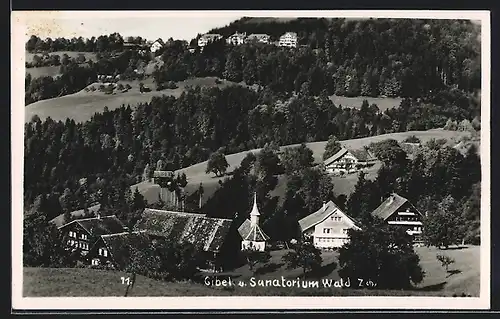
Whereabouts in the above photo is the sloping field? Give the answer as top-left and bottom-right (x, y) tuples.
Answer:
(131, 129), (470, 205)
(26, 51), (98, 64)
(25, 66), (62, 78)
(23, 246), (479, 297)
(25, 77), (244, 123)
(329, 95), (403, 111)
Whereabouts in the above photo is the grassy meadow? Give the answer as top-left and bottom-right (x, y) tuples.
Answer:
(23, 245), (480, 297)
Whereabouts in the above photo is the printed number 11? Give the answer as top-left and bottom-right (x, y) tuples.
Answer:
(121, 277), (131, 285)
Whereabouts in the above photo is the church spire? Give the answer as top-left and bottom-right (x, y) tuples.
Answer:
(250, 192), (260, 226)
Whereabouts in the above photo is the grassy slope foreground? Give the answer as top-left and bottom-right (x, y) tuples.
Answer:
(25, 77), (244, 123)
(23, 246), (480, 297)
(135, 129), (470, 205)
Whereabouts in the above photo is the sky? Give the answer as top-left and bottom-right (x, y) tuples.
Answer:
(20, 11), (244, 42)
(16, 11), (483, 43)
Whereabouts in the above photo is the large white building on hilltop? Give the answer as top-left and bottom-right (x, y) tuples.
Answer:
(226, 32), (246, 45)
(238, 193), (270, 252)
(278, 32), (298, 48)
(299, 201), (361, 249)
(198, 33), (223, 47)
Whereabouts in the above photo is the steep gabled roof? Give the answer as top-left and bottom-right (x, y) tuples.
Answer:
(371, 193), (422, 221)
(298, 200), (360, 232)
(50, 203), (101, 228)
(133, 208), (232, 252)
(99, 231), (150, 269)
(58, 214), (127, 236)
(349, 147), (377, 162)
(238, 219), (270, 242)
(323, 148), (348, 166)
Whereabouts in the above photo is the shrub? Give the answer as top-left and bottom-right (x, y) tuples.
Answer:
(215, 78), (222, 84)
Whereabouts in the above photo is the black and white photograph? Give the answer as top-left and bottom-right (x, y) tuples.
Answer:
(11, 10), (490, 310)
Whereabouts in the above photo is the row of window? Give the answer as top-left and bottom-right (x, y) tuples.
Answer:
(394, 217), (420, 222)
(409, 226), (423, 232)
(317, 237), (346, 243)
(68, 231), (88, 240)
(322, 228), (349, 234)
(330, 216), (342, 222)
(67, 240), (89, 250)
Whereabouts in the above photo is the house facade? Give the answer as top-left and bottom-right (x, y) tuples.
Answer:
(238, 193), (270, 252)
(198, 33), (223, 47)
(87, 231), (150, 268)
(226, 32), (246, 45)
(150, 39), (165, 53)
(371, 193), (425, 244)
(299, 201), (361, 249)
(278, 32), (298, 47)
(323, 147), (377, 175)
(57, 214), (128, 256)
(245, 34), (271, 44)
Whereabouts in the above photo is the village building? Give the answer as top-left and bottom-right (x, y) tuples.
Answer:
(133, 208), (237, 271)
(197, 33), (223, 47)
(238, 193), (270, 252)
(299, 201), (361, 249)
(278, 32), (298, 47)
(371, 193), (425, 244)
(49, 203), (101, 228)
(57, 214), (128, 256)
(226, 32), (247, 45)
(245, 33), (271, 44)
(149, 38), (165, 54)
(86, 230), (150, 268)
(323, 147), (377, 175)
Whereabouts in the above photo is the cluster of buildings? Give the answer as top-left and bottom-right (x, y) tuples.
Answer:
(322, 146), (378, 176)
(53, 185), (424, 273)
(197, 31), (298, 48)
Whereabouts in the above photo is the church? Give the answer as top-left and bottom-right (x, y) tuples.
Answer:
(238, 193), (270, 252)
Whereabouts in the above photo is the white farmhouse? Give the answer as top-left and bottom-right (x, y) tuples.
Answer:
(323, 147), (377, 175)
(278, 32), (298, 47)
(299, 201), (361, 249)
(238, 193), (270, 252)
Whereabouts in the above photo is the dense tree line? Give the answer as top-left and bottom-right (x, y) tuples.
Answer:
(156, 19), (480, 103)
(26, 33), (130, 53)
(24, 82), (480, 218)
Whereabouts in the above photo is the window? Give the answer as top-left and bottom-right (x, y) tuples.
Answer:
(342, 229), (348, 234)
(99, 248), (108, 257)
(91, 258), (100, 266)
(81, 233), (88, 240)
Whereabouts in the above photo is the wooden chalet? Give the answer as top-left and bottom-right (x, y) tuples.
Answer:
(57, 214), (128, 256)
(323, 147), (377, 175)
(371, 193), (425, 244)
(86, 230), (150, 268)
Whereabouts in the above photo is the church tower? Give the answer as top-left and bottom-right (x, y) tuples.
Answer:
(250, 192), (260, 226)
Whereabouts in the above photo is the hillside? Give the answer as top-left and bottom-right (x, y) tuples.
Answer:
(26, 51), (98, 64)
(25, 77), (244, 123)
(23, 245), (479, 297)
(132, 129), (472, 206)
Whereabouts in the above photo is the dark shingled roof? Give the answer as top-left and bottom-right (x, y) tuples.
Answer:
(349, 148), (377, 162)
(238, 219), (270, 242)
(100, 231), (150, 269)
(371, 193), (421, 221)
(323, 148), (348, 166)
(50, 203), (101, 228)
(58, 215), (127, 237)
(133, 209), (232, 252)
(299, 201), (360, 232)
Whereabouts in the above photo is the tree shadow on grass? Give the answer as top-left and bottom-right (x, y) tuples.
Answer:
(302, 261), (337, 279)
(446, 269), (462, 278)
(254, 262), (284, 276)
(416, 281), (447, 291)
